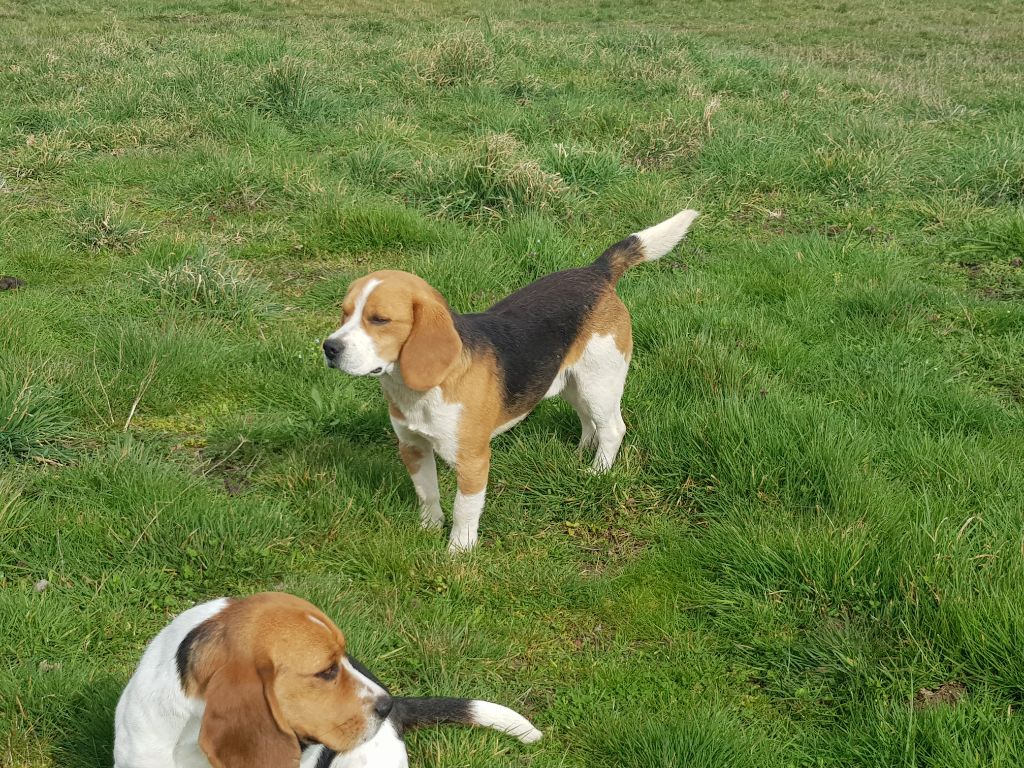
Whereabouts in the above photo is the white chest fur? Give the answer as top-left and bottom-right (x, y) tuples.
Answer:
(302, 721), (408, 768)
(381, 373), (462, 465)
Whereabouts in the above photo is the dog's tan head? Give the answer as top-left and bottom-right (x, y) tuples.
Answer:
(322, 270), (462, 391)
(180, 593), (391, 768)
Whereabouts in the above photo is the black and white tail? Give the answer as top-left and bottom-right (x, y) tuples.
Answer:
(392, 697), (542, 744)
(596, 209), (700, 282)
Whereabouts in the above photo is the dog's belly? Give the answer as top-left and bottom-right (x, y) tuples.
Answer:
(542, 369), (569, 399)
(491, 412), (529, 437)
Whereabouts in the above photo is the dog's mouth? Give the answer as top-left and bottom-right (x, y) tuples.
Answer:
(369, 367), (384, 375)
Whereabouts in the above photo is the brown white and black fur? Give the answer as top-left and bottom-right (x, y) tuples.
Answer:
(114, 593), (540, 768)
(114, 593), (393, 768)
(322, 209), (699, 552)
(303, 656), (540, 768)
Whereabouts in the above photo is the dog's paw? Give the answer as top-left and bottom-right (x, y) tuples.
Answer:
(420, 504), (444, 531)
(447, 533), (478, 554)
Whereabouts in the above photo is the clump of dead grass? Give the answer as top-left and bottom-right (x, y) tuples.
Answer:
(414, 31), (496, 87)
(408, 133), (569, 220)
(140, 254), (279, 319)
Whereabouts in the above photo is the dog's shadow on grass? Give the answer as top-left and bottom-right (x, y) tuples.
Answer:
(510, 399), (581, 444)
(50, 676), (122, 768)
(208, 401), (396, 470)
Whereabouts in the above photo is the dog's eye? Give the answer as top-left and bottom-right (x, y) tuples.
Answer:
(316, 663), (339, 681)
(368, 315), (391, 326)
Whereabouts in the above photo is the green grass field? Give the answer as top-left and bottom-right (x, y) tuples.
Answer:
(3, 0), (1024, 765)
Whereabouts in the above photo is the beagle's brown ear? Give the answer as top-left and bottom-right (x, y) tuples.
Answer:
(199, 658), (299, 768)
(399, 292), (462, 391)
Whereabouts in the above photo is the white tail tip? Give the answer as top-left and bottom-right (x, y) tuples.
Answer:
(633, 209), (700, 262)
(469, 700), (543, 744)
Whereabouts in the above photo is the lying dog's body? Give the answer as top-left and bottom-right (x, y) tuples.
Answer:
(323, 209), (699, 551)
(114, 594), (390, 768)
(114, 594), (540, 768)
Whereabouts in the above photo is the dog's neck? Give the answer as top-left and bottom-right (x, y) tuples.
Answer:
(379, 367), (416, 400)
(379, 354), (470, 404)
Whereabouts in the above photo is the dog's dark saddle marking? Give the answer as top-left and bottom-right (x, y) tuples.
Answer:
(175, 620), (215, 688)
(453, 238), (638, 413)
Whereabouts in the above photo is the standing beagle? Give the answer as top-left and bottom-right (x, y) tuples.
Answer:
(323, 209), (698, 552)
(114, 593), (541, 768)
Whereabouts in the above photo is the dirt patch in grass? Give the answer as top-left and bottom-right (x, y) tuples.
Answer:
(913, 681), (966, 710)
(197, 444), (256, 497)
(564, 520), (648, 575)
(957, 260), (1024, 300)
(0, 276), (26, 290)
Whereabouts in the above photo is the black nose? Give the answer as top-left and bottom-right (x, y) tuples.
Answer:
(322, 338), (343, 360)
(374, 695), (393, 719)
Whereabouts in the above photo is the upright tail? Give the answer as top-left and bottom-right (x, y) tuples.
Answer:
(595, 208), (700, 282)
(391, 697), (542, 744)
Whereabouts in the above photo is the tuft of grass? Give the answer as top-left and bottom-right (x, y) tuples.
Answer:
(3, 130), (89, 181)
(583, 711), (768, 768)
(304, 201), (439, 255)
(624, 102), (718, 170)
(251, 58), (317, 120)
(139, 254), (280, 319)
(408, 133), (569, 221)
(71, 203), (148, 254)
(953, 215), (1024, 300)
(415, 31), (496, 88)
(0, 370), (71, 460)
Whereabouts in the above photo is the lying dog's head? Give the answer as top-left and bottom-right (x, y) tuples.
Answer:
(178, 593), (391, 768)
(322, 270), (462, 391)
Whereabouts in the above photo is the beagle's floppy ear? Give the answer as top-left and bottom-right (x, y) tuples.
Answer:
(199, 658), (299, 768)
(399, 292), (462, 391)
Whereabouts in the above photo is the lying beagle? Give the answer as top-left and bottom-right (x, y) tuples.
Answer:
(323, 209), (699, 552)
(114, 593), (540, 768)
(303, 657), (541, 768)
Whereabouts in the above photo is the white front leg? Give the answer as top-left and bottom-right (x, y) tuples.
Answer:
(392, 418), (444, 530)
(449, 489), (486, 553)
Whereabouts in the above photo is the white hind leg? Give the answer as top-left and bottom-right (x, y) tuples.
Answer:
(562, 333), (630, 473)
(592, 405), (626, 473)
(562, 378), (597, 453)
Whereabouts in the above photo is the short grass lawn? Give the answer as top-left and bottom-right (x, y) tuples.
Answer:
(2, 0), (1024, 766)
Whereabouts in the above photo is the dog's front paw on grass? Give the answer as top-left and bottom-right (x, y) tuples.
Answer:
(419, 504), (445, 531)
(447, 533), (478, 555)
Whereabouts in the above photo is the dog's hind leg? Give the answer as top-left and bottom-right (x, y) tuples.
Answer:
(565, 334), (630, 473)
(561, 378), (597, 453)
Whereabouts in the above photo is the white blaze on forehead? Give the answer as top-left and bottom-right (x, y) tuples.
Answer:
(341, 657), (387, 701)
(342, 278), (382, 333)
